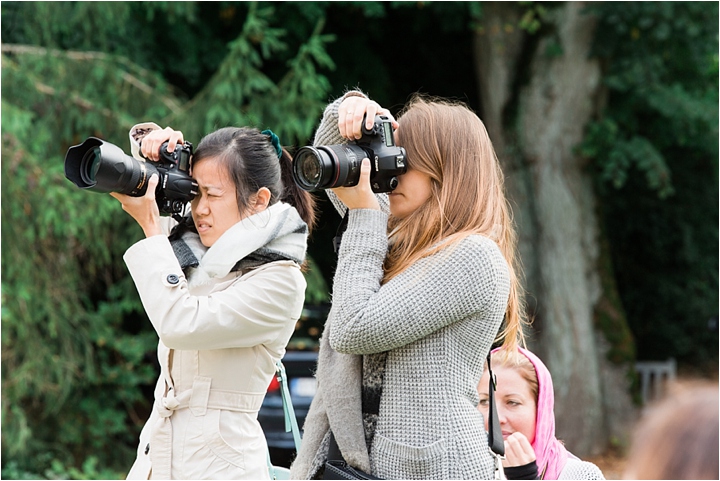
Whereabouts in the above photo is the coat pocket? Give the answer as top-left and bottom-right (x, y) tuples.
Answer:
(371, 433), (447, 479)
(201, 409), (245, 470)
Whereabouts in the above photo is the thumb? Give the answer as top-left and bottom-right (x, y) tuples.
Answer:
(146, 174), (159, 199)
(360, 158), (372, 184)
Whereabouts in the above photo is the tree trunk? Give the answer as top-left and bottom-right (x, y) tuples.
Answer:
(473, 1), (637, 456)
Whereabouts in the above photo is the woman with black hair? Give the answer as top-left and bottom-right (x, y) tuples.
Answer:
(112, 123), (316, 480)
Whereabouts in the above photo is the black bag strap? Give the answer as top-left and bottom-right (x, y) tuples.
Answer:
(487, 351), (505, 456)
(333, 210), (350, 254)
(327, 431), (343, 462)
(324, 431), (381, 480)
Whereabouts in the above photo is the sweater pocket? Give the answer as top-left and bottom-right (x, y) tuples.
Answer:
(371, 433), (447, 479)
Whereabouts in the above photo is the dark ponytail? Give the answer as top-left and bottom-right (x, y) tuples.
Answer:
(278, 148), (317, 234)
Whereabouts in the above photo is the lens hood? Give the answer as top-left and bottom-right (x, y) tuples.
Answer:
(64, 137), (104, 189)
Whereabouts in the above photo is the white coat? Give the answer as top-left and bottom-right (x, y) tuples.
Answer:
(124, 202), (308, 480)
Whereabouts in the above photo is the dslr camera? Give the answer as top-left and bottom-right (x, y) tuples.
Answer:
(64, 137), (198, 216)
(292, 114), (407, 193)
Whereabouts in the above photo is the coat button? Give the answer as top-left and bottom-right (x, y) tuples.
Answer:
(145, 443), (150, 455)
(166, 274), (179, 285)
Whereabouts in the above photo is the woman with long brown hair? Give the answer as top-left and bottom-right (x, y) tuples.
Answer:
(290, 90), (527, 480)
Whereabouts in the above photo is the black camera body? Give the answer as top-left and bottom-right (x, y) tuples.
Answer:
(64, 137), (198, 216)
(292, 115), (407, 193)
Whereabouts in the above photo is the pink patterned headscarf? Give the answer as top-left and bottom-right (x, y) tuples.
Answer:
(491, 347), (569, 480)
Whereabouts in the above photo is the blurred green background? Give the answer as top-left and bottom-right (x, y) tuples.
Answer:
(1, 2), (717, 478)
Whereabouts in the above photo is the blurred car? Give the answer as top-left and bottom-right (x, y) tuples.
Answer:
(259, 349), (319, 468)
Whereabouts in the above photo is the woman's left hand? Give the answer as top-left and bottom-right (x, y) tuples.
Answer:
(330, 158), (380, 211)
(110, 174), (163, 238)
(338, 96), (398, 141)
(502, 432), (537, 468)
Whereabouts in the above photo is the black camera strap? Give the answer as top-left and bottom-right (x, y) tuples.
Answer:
(333, 210), (350, 254)
(487, 350), (505, 457)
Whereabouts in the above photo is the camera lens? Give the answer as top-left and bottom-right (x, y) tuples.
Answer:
(293, 147), (335, 191)
(292, 144), (368, 191)
(300, 154), (322, 185)
(65, 137), (150, 196)
(80, 147), (102, 184)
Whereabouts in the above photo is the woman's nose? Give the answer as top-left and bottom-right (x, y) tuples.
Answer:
(496, 406), (508, 424)
(194, 195), (209, 214)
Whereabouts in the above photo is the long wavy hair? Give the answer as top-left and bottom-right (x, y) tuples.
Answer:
(385, 95), (527, 350)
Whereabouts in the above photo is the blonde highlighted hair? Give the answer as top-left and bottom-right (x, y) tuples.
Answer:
(385, 95), (527, 351)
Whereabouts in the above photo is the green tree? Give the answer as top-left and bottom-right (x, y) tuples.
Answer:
(583, 2), (719, 368)
(473, 1), (717, 454)
(2, 2), (332, 477)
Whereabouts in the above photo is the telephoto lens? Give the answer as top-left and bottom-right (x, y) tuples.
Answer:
(65, 137), (152, 195)
(64, 137), (198, 215)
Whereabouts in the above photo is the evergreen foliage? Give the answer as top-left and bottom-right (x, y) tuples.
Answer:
(2, 2), (332, 477)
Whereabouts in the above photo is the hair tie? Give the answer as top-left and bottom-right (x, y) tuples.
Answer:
(262, 129), (282, 159)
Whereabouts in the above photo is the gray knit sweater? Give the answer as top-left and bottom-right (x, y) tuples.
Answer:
(289, 92), (510, 480)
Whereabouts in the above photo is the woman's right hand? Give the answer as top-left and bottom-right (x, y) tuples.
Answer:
(140, 127), (184, 161)
(502, 432), (537, 468)
(330, 158), (380, 211)
(338, 97), (398, 141)
(110, 174), (162, 238)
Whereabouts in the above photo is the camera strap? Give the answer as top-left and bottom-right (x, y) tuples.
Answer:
(487, 350), (505, 457)
(486, 350), (506, 480)
(333, 210), (350, 254)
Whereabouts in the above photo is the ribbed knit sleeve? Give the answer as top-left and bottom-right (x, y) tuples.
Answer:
(313, 90), (390, 217)
(328, 209), (511, 355)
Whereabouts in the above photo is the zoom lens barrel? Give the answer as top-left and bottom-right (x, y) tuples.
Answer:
(65, 137), (152, 196)
(64, 137), (198, 216)
(292, 144), (365, 191)
(292, 115), (407, 194)
(292, 146), (335, 191)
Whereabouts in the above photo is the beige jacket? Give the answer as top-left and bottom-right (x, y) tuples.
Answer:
(125, 243), (304, 479)
(125, 227), (306, 479)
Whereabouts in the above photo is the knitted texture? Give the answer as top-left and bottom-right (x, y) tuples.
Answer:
(361, 350), (387, 450)
(558, 458), (606, 480)
(290, 92), (511, 480)
(336, 210), (510, 480)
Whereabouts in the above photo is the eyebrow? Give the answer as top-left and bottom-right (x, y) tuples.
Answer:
(198, 184), (224, 191)
(501, 393), (529, 399)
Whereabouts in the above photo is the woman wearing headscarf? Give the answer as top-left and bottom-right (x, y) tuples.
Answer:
(478, 347), (605, 480)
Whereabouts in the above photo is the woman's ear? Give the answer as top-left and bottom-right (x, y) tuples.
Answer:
(252, 187), (271, 212)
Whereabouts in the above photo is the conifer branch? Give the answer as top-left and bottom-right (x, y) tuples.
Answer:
(1, 44), (182, 112)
